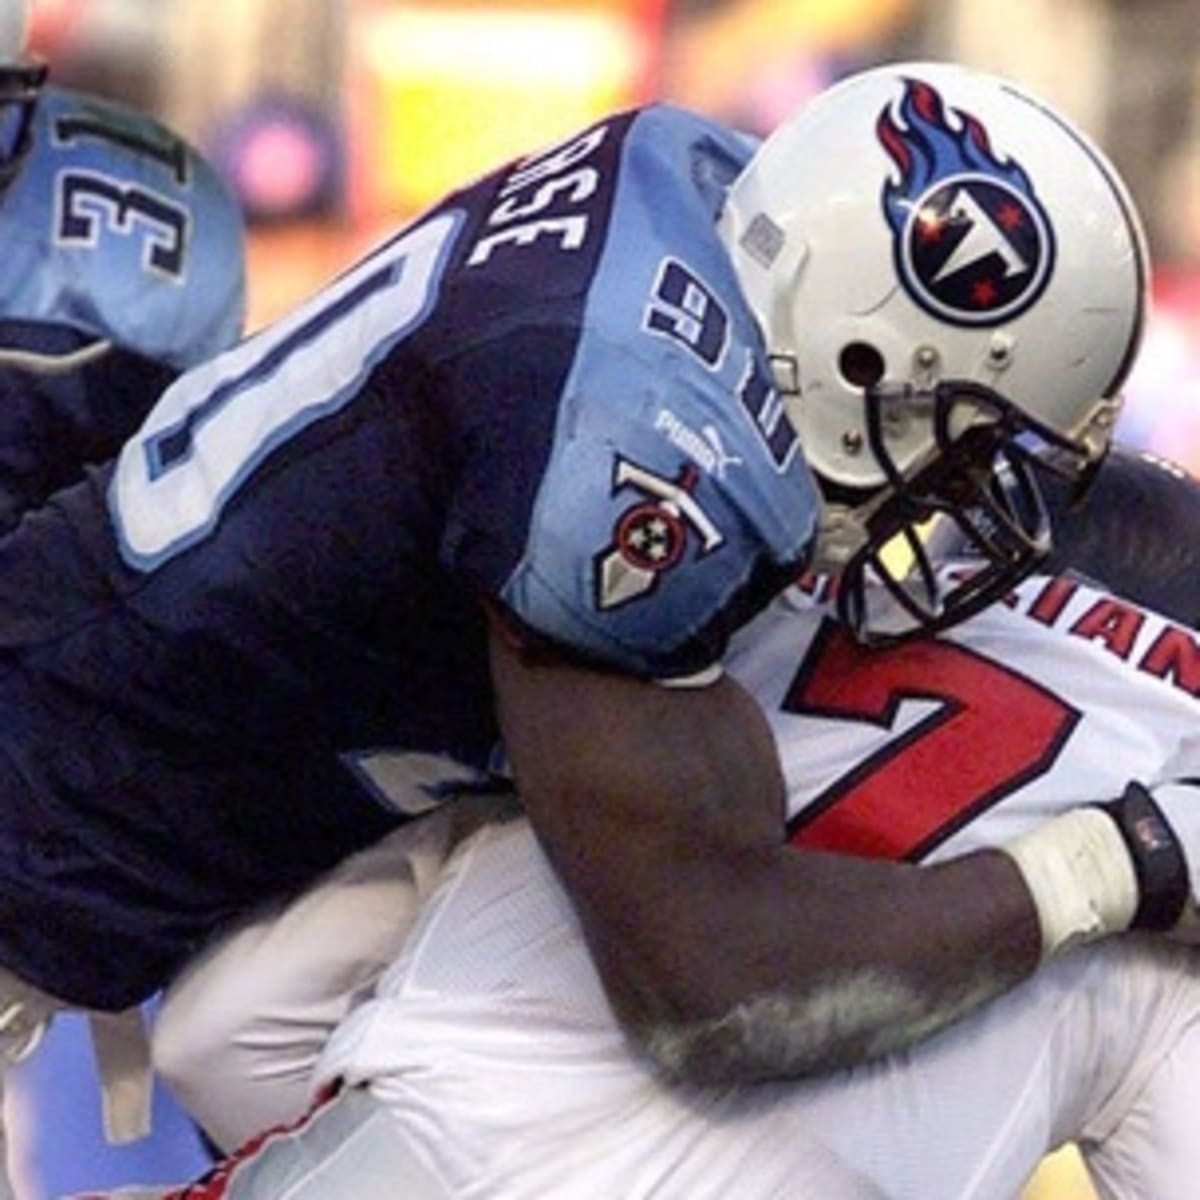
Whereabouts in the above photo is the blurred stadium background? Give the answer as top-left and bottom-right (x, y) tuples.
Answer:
(13, 1), (1200, 1196)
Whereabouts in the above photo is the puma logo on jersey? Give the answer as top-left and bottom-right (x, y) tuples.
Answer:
(654, 409), (743, 480)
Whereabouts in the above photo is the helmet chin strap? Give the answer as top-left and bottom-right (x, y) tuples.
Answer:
(1073, 393), (1123, 464)
(810, 503), (870, 573)
(808, 418), (942, 575)
(810, 477), (905, 574)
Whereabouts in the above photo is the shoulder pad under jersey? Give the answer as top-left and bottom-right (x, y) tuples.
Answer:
(490, 107), (819, 677)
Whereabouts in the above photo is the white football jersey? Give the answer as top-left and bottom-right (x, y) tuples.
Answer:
(731, 571), (1200, 863)
(315, 571), (1200, 1199)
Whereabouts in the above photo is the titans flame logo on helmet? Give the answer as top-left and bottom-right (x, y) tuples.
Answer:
(876, 79), (1055, 327)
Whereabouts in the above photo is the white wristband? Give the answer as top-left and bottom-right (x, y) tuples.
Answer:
(1001, 808), (1138, 959)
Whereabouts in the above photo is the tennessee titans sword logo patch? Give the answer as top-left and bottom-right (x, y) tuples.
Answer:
(595, 458), (724, 610)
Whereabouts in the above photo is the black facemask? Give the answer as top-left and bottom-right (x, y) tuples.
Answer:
(833, 379), (1105, 645)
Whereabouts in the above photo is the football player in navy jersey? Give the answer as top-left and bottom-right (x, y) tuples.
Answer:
(0, 1), (246, 1190)
(0, 54), (1183, 1195)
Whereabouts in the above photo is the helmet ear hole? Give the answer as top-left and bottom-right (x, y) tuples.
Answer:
(838, 342), (885, 389)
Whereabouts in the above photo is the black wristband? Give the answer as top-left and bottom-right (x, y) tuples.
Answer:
(1095, 781), (1190, 931)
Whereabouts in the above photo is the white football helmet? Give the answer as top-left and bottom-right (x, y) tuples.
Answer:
(0, 0), (42, 189)
(719, 60), (1148, 642)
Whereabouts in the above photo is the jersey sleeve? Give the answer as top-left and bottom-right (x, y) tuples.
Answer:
(434, 105), (821, 679)
(1043, 444), (1200, 628)
(441, 322), (820, 680)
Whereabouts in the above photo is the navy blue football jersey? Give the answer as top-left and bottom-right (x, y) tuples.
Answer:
(0, 105), (823, 1008)
(0, 84), (245, 530)
(1043, 445), (1200, 627)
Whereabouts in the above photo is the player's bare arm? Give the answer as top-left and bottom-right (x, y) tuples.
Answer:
(490, 622), (1046, 1084)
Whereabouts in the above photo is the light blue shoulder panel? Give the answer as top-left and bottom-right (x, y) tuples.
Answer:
(500, 106), (822, 675)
